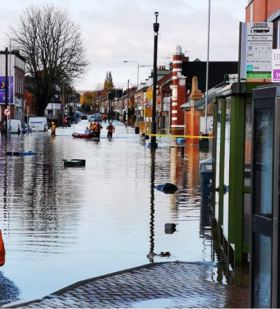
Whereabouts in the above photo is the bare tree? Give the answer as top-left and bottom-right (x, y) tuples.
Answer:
(12, 5), (88, 115)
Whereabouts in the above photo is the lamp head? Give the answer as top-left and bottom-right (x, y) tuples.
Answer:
(153, 12), (159, 32)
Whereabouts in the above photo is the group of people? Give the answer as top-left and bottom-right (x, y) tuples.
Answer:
(85, 120), (115, 140)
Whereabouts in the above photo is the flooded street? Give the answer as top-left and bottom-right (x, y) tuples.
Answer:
(1, 120), (213, 304)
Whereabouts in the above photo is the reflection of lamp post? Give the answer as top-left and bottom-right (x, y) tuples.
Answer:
(150, 12), (159, 149)
(147, 149), (156, 263)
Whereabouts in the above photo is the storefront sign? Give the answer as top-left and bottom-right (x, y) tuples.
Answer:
(272, 49), (280, 82)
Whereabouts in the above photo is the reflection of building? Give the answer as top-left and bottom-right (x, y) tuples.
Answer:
(185, 145), (200, 192)
(0, 51), (25, 121)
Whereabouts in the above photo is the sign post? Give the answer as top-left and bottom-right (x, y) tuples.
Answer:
(240, 22), (273, 80)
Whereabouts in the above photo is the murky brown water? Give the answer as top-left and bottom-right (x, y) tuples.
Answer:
(0, 120), (248, 306)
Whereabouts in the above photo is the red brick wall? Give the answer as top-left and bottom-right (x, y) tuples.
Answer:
(246, 0), (280, 22)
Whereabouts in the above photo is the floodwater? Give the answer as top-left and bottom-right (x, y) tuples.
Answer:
(0, 120), (232, 304)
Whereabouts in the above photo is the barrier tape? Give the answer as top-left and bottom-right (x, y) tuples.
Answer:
(146, 133), (213, 139)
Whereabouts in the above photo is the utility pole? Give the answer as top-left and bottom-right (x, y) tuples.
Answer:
(126, 79), (129, 126)
(150, 12), (159, 149)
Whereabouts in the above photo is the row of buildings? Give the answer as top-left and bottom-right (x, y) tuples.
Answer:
(80, 51), (237, 139)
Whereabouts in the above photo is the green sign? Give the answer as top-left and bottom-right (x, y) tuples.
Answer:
(246, 72), (271, 78)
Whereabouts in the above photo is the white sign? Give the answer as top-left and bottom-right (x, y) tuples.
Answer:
(240, 22), (273, 79)
(272, 49), (280, 82)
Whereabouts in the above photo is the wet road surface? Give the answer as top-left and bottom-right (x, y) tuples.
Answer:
(6, 262), (249, 308)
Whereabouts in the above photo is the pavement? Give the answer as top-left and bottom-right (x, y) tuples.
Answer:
(5, 261), (249, 308)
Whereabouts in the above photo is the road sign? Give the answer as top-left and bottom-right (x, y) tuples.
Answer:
(4, 108), (10, 116)
(240, 22), (273, 79)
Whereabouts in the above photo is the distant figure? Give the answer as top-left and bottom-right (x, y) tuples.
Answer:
(102, 113), (107, 123)
(50, 121), (56, 137)
(63, 116), (68, 128)
(95, 121), (103, 141)
(106, 121), (115, 139)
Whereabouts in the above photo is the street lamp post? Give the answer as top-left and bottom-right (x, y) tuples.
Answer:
(123, 60), (140, 132)
(150, 12), (159, 149)
(123, 60), (139, 92)
(205, 0), (211, 134)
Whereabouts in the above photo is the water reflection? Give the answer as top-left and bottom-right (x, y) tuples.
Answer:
(147, 149), (156, 263)
(0, 123), (240, 303)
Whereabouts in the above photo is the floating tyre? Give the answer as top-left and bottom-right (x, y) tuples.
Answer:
(63, 159), (86, 168)
(6, 151), (20, 156)
(156, 183), (178, 194)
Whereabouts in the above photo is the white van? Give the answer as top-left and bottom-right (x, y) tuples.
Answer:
(9, 119), (22, 134)
(28, 117), (48, 132)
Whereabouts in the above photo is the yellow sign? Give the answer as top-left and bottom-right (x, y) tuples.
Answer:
(144, 106), (152, 117)
(146, 88), (153, 100)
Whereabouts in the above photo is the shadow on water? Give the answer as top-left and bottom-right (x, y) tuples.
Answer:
(0, 271), (20, 305)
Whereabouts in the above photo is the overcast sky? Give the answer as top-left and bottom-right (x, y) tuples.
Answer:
(0, 0), (246, 90)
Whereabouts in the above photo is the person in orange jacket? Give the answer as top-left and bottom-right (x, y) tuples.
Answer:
(0, 229), (5, 266)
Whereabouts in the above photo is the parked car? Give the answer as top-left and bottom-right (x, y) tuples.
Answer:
(88, 113), (102, 122)
(28, 117), (48, 132)
(81, 114), (88, 120)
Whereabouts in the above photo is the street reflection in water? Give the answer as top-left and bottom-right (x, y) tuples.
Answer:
(0, 120), (220, 303)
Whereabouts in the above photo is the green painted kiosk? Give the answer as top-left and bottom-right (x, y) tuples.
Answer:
(212, 81), (261, 266)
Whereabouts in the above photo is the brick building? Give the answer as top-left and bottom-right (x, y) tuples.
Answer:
(246, 0), (280, 47)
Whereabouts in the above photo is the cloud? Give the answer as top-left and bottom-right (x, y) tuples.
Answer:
(0, 0), (246, 89)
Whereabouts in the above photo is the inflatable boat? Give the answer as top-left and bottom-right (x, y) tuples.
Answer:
(72, 132), (95, 139)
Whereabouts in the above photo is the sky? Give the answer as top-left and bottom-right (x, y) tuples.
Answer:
(0, 0), (247, 91)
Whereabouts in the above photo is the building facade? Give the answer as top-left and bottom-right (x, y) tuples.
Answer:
(0, 50), (25, 122)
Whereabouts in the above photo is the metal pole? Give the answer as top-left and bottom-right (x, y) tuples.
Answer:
(126, 79), (129, 126)
(5, 47), (9, 134)
(150, 12), (159, 149)
(205, 0), (211, 134)
(9, 40), (12, 112)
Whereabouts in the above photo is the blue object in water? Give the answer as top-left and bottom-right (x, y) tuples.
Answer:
(176, 138), (185, 145)
(19, 151), (36, 156)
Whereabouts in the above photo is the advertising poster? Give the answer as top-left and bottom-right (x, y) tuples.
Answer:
(0, 76), (13, 104)
(272, 49), (280, 82)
